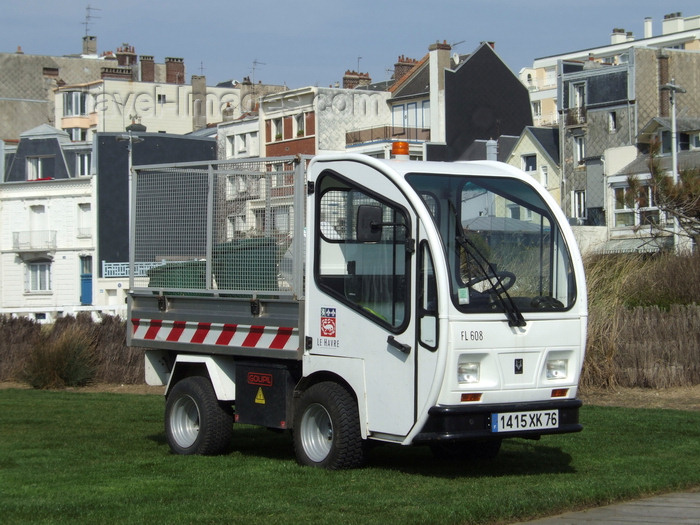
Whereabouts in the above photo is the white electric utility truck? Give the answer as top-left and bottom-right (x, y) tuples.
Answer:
(127, 148), (587, 469)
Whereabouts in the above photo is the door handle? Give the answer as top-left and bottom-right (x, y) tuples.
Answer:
(387, 335), (411, 355)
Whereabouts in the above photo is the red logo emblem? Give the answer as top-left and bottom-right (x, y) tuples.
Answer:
(247, 372), (273, 387)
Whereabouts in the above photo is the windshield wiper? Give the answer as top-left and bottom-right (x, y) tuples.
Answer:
(456, 233), (526, 328)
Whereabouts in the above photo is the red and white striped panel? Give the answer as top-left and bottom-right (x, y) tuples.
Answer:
(131, 318), (298, 351)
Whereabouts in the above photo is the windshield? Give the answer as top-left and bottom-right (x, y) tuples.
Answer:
(406, 173), (576, 314)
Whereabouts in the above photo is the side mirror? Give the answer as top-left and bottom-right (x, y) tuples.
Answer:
(356, 205), (383, 242)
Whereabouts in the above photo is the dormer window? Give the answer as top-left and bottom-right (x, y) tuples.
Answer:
(27, 156), (54, 180)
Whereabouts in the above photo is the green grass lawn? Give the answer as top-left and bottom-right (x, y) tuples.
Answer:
(1, 388), (698, 525)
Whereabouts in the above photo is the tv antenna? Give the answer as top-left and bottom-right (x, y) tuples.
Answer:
(82, 4), (101, 36)
(251, 59), (266, 83)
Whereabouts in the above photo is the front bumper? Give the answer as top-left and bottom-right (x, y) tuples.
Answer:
(413, 398), (582, 444)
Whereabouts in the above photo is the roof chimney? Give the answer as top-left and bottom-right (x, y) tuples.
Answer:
(644, 17), (653, 38)
(116, 43), (137, 66)
(486, 139), (498, 161)
(342, 70), (371, 89)
(610, 28), (627, 44)
(165, 57), (185, 84)
(394, 55), (418, 82)
(192, 75), (207, 131)
(140, 55), (155, 82)
(82, 35), (97, 55)
(662, 12), (685, 34)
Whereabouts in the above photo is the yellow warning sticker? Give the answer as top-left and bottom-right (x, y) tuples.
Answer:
(255, 387), (266, 404)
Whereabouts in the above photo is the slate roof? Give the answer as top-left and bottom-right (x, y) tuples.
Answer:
(638, 117), (700, 143)
(526, 126), (560, 165)
(618, 149), (700, 175)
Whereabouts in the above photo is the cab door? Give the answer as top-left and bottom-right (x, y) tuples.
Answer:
(305, 160), (417, 438)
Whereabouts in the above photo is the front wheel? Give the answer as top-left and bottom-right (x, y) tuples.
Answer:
(293, 382), (365, 469)
(165, 376), (233, 455)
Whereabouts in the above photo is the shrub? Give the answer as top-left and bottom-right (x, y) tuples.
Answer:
(22, 325), (97, 389)
(581, 251), (700, 389)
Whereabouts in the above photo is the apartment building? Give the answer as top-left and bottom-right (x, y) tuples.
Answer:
(559, 46), (699, 229)
(520, 12), (700, 126)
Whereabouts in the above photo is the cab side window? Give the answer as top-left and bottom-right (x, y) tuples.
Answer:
(315, 171), (410, 330)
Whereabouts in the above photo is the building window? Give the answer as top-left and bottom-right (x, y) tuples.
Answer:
(613, 185), (662, 228)
(573, 190), (586, 219)
(77, 203), (91, 238)
(421, 100), (430, 129)
(541, 165), (549, 188)
(660, 130), (691, 154)
(571, 82), (586, 109)
(532, 101), (542, 118)
(235, 134), (248, 154)
(691, 133), (700, 150)
(608, 111), (618, 132)
(392, 104), (405, 133)
(574, 136), (585, 164)
(273, 206), (291, 233)
(63, 91), (88, 117)
(270, 163), (287, 188)
(26, 261), (52, 292)
(76, 153), (91, 176)
(544, 67), (556, 87)
(26, 156), (53, 180)
(273, 118), (283, 140)
(522, 154), (537, 172)
(295, 114), (305, 137)
(157, 94), (166, 104)
(227, 214), (246, 239)
(66, 128), (87, 141)
(226, 175), (246, 199)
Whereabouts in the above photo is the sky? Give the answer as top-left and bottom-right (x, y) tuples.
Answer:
(2, 1), (699, 89)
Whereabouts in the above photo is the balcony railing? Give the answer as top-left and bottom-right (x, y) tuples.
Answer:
(13, 230), (57, 251)
(102, 261), (166, 278)
(346, 126), (430, 146)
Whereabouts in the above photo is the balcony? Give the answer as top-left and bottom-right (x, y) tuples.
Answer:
(346, 126), (430, 146)
(565, 107), (587, 126)
(13, 230), (57, 252)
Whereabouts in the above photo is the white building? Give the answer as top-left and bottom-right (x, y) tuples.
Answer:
(0, 126), (99, 321)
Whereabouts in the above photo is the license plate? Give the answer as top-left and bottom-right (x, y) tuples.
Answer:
(491, 410), (559, 433)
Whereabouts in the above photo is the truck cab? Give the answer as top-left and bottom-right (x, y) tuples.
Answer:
(300, 154), (585, 463)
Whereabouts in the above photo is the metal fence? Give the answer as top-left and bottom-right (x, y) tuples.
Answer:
(130, 156), (307, 297)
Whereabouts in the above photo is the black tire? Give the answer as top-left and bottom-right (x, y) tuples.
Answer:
(430, 439), (502, 461)
(165, 376), (233, 455)
(293, 382), (365, 469)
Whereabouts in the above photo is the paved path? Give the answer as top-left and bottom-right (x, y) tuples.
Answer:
(513, 491), (700, 524)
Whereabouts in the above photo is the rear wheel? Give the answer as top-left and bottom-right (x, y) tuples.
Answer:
(293, 382), (365, 469)
(165, 376), (233, 455)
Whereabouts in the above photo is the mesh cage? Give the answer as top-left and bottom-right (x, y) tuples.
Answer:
(131, 157), (304, 296)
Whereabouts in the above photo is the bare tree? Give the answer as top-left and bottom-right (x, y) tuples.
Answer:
(625, 139), (700, 245)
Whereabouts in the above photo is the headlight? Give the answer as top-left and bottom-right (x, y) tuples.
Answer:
(458, 360), (480, 384)
(546, 359), (567, 380)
